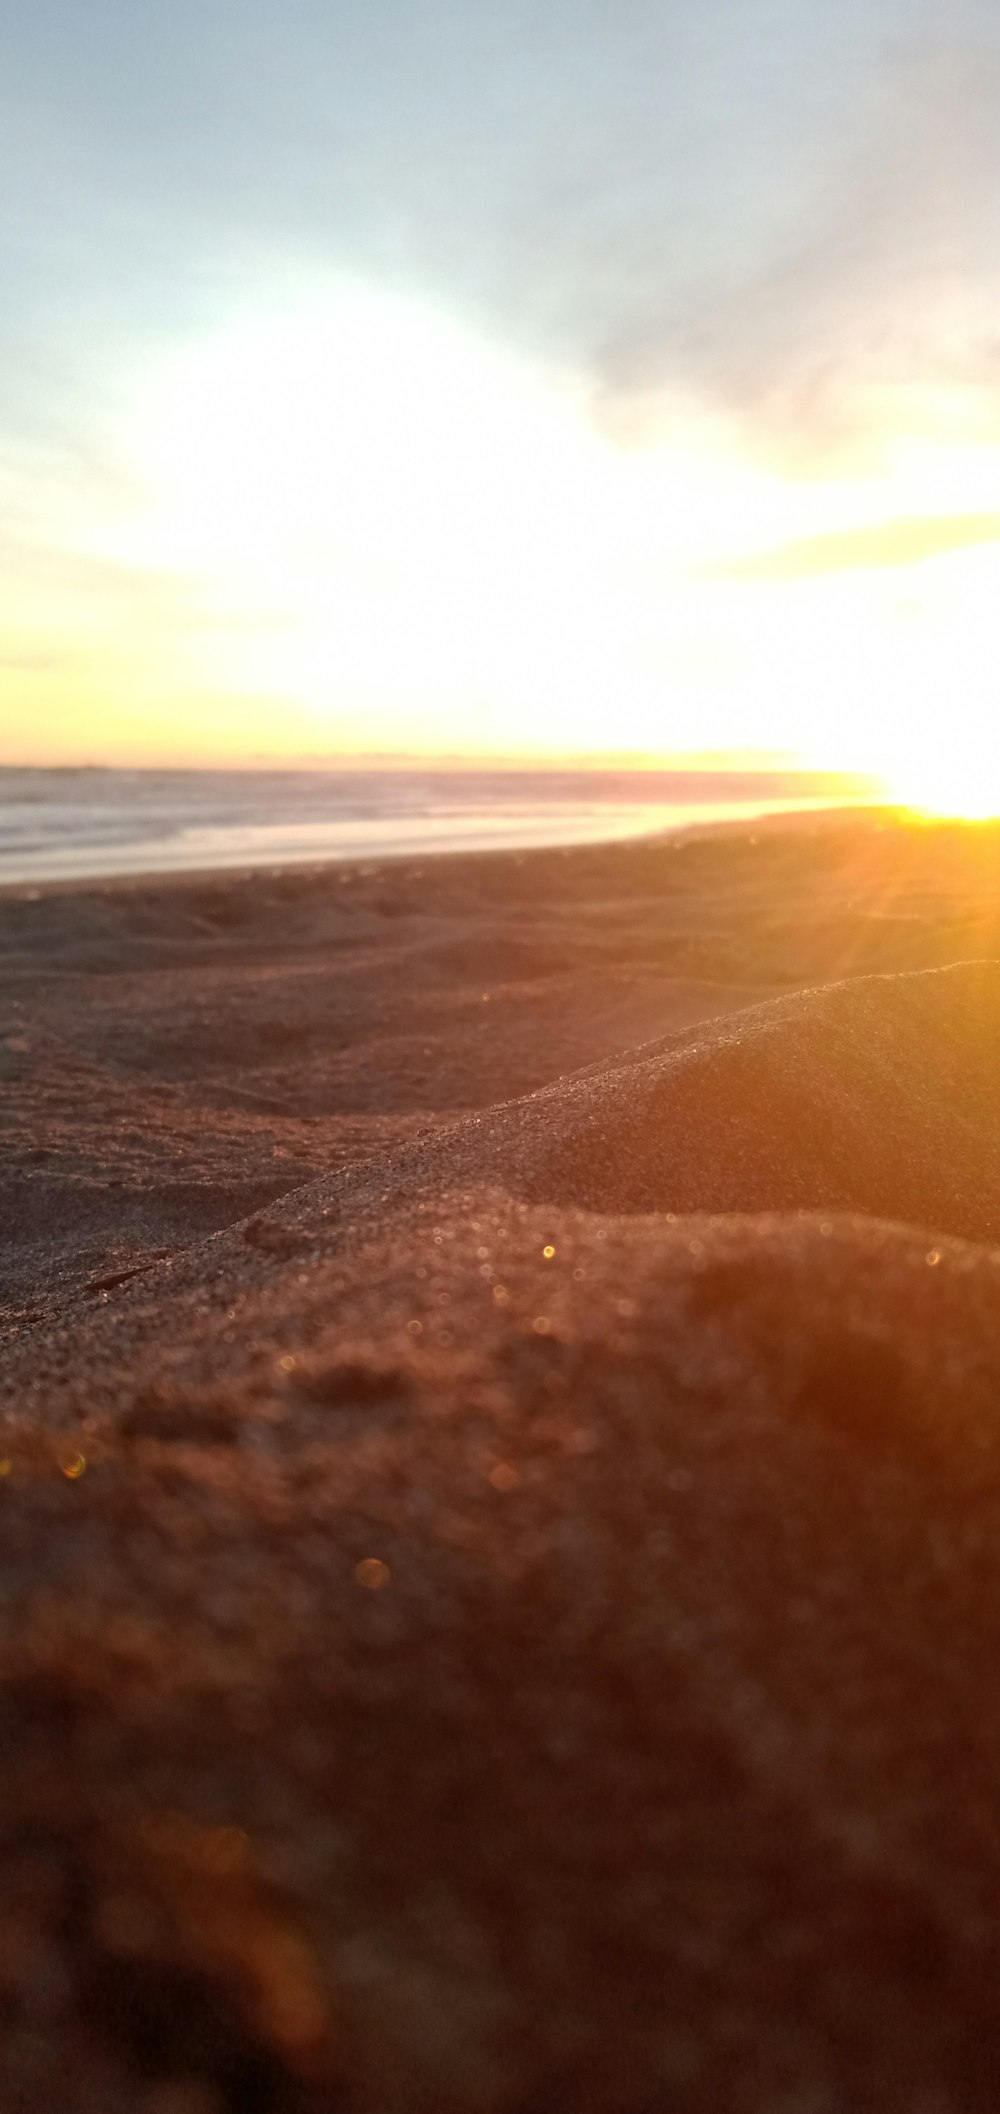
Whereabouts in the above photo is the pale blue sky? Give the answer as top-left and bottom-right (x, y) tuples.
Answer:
(5, 0), (986, 415)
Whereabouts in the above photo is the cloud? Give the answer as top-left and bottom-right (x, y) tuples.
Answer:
(702, 513), (1000, 581)
(588, 31), (1000, 459)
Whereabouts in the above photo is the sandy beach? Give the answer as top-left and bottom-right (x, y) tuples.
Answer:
(5, 807), (1000, 2109)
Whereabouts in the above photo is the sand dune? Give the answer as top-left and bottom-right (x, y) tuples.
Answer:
(5, 819), (1000, 2109)
(467, 957), (1000, 1235)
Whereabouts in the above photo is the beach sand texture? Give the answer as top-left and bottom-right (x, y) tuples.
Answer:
(4, 811), (1000, 2109)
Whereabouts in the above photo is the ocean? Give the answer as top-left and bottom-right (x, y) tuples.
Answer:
(0, 765), (862, 887)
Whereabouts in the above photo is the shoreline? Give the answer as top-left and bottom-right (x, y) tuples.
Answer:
(0, 796), (887, 899)
(0, 757), (883, 892)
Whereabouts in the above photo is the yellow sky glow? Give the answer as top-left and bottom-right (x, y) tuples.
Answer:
(2, 279), (998, 807)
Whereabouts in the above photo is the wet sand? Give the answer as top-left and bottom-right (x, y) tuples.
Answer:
(4, 808), (1000, 2109)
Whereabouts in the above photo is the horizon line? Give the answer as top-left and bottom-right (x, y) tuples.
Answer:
(0, 750), (883, 786)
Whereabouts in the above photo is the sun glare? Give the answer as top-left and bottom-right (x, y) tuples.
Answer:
(876, 698), (1000, 818)
(889, 762), (1000, 822)
(10, 273), (1000, 771)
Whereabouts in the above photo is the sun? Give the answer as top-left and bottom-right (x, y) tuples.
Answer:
(886, 753), (1000, 821)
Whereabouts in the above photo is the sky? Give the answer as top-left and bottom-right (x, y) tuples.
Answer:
(2, 0), (999, 795)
